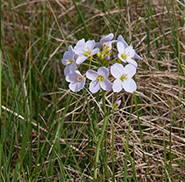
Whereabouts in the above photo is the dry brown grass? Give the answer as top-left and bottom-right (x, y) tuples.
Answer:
(2, 0), (185, 181)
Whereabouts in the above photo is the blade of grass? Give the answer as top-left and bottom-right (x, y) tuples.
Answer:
(72, 0), (92, 38)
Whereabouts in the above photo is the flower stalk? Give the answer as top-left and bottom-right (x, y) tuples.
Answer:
(94, 114), (109, 180)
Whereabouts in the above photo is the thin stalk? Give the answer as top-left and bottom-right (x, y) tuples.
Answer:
(102, 90), (106, 113)
(72, 0), (92, 37)
(94, 114), (109, 180)
(0, 49), (1, 132)
(0, 50), (2, 181)
(111, 113), (115, 182)
(111, 94), (115, 182)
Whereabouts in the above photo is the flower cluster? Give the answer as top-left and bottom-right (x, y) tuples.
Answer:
(62, 33), (142, 93)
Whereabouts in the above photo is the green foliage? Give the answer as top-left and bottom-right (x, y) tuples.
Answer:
(1, 0), (184, 181)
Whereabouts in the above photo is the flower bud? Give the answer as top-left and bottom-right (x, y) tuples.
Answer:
(113, 100), (121, 108)
(106, 55), (110, 60)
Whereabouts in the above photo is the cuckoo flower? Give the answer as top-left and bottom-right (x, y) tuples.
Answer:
(62, 45), (77, 76)
(62, 45), (76, 66)
(74, 39), (99, 65)
(111, 63), (137, 93)
(117, 41), (138, 68)
(86, 67), (112, 93)
(96, 33), (116, 48)
(66, 70), (86, 92)
(117, 35), (142, 60)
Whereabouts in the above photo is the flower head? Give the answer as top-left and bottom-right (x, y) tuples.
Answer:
(62, 45), (75, 66)
(111, 63), (137, 93)
(86, 67), (112, 93)
(74, 39), (99, 65)
(66, 70), (86, 92)
(62, 45), (77, 76)
(117, 35), (142, 60)
(117, 42), (138, 67)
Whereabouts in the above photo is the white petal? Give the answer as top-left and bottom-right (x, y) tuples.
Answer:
(112, 79), (122, 93)
(64, 66), (70, 76)
(111, 40), (117, 44)
(78, 78), (86, 90)
(117, 35), (128, 48)
(85, 40), (95, 50)
(68, 77), (85, 92)
(69, 82), (83, 92)
(125, 46), (135, 58)
(95, 42), (101, 47)
(76, 55), (87, 64)
(100, 33), (114, 43)
(122, 79), (137, 93)
(74, 48), (84, 56)
(90, 48), (100, 56)
(74, 38), (85, 49)
(126, 58), (138, 68)
(74, 38), (85, 55)
(100, 79), (112, 91)
(75, 78), (86, 92)
(125, 64), (136, 78)
(65, 72), (79, 82)
(110, 63), (124, 78)
(75, 70), (82, 76)
(133, 53), (142, 60)
(117, 42), (125, 54)
(69, 82), (78, 92)
(64, 62), (77, 76)
(68, 45), (74, 54)
(97, 67), (109, 78)
(89, 80), (100, 93)
(62, 51), (71, 65)
(86, 70), (98, 80)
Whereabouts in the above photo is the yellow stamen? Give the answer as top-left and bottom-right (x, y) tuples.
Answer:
(97, 75), (104, 82)
(65, 59), (73, 65)
(102, 43), (107, 50)
(97, 52), (101, 57)
(89, 56), (93, 60)
(83, 47), (91, 57)
(121, 51), (130, 60)
(120, 74), (128, 82)
(76, 76), (83, 82)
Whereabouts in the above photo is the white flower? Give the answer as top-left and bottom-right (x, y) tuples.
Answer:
(64, 62), (77, 76)
(96, 33), (116, 48)
(74, 39), (99, 65)
(62, 45), (77, 76)
(111, 63), (137, 93)
(117, 35), (142, 60)
(117, 41), (138, 67)
(62, 45), (76, 66)
(65, 70), (86, 92)
(86, 67), (112, 93)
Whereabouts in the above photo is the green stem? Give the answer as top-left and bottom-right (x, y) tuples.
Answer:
(102, 90), (106, 113)
(111, 115), (115, 182)
(94, 114), (109, 180)
(111, 95), (115, 182)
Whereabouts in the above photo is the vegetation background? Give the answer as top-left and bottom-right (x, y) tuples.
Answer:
(1, 0), (185, 181)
